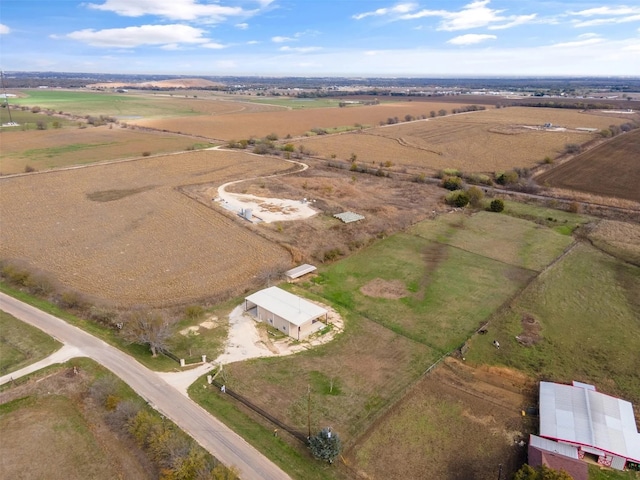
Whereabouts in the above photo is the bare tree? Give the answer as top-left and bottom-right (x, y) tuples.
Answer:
(122, 310), (172, 357)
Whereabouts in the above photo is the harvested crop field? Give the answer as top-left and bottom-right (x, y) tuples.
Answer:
(0, 150), (293, 307)
(0, 125), (204, 174)
(130, 101), (468, 140)
(536, 128), (640, 202)
(295, 107), (631, 174)
(348, 357), (533, 480)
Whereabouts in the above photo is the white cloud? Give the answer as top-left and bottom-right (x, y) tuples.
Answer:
(59, 24), (208, 48)
(447, 33), (497, 45)
(235, 23), (249, 30)
(398, 0), (536, 31)
(0, 24), (10, 35)
(353, 3), (417, 20)
(203, 42), (227, 49)
(271, 35), (294, 43)
(279, 46), (322, 53)
(572, 14), (640, 28)
(569, 6), (640, 17)
(551, 35), (605, 48)
(87, 0), (248, 22)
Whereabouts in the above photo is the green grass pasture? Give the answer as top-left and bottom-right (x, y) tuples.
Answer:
(466, 242), (640, 404)
(0, 310), (61, 375)
(12, 90), (198, 118)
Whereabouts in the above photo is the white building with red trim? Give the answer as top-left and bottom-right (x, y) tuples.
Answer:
(538, 381), (640, 471)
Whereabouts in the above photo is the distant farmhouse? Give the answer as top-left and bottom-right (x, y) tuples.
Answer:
(244, 286), (328, 340)
(530, 381), (640, 476)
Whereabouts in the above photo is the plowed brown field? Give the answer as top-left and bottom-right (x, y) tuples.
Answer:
(0, 150), (292, 307)
(536, 128), (640, 202)
(294, 107), (634, 174)
(131, 101), (467, 140)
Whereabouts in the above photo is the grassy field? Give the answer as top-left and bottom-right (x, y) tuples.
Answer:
(0, 359), (156, 479)
(0, 125), (206, 174)
(466, 241), (640, 405)
(0, 310), (61, 375)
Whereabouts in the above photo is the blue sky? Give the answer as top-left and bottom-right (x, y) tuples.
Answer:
(1, 0), (639, 76)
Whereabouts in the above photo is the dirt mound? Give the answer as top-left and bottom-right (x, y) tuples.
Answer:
(516, 313), (542, 347)
(360, 278), (409, 299)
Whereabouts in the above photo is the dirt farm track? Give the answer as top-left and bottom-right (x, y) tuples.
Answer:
(0, 151), (293, 307)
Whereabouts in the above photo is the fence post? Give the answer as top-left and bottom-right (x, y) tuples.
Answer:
(207, 375), (212, 384)
(180, 358), (186, 367)
(201, 354), (207, 363)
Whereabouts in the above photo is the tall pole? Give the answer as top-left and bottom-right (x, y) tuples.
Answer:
(307, 385), (311, 439)
(497, 463), (502, 480)
(1, 71), (14, 124)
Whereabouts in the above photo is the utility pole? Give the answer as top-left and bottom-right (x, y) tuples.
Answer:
(307, 385), (311, 439)
(497, 463), (502, 480)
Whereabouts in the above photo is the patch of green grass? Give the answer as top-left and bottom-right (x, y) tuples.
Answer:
(0, 283), (178, 372)
(410, 211), (574, 271)
(588, 465), (640, 480)
(318, 231), (534, 352)
(0, 310), (62, 375)
(466, 243), (640, 404)
(247, 98), (344, 109)
(189, 379), (344, 480)
(12, 90), (198, 118)
(502, 200), (592, 232)
(21, 142), (117, 159)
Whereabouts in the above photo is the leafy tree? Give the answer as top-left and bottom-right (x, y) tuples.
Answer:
(489, 199), (505, 212)
(441, 175), (463, 191)
(466, 186), (484, 208)
(438, 109), (447, 116)
(514, 464), (573, 480)
(445, 190), (470, 208)
(309, 427), (341, 464)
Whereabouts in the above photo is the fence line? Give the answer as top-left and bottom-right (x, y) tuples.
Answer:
(210, 379), (308, 444)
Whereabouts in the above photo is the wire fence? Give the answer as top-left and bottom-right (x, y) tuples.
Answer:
(209, 379), (308, 444)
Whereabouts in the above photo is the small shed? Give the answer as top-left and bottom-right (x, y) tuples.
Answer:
(244, 286), (328, 340)
(285, 264), (317, 282)
(528, 435), (588, 480)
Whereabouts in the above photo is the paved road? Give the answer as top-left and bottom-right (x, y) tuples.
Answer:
(0, 293), (291, 480)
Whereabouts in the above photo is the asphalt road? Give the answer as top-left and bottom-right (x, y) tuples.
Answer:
(0, 292), (291, 480)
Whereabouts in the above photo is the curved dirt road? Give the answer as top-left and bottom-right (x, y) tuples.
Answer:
(0, 293), (290, 480)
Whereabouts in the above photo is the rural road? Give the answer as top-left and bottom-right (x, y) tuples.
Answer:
(0, 293), (291, 480)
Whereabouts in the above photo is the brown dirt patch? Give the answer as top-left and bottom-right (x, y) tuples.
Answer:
(360, 278), (409, 299)
(347, 357), (535, 480)
(516, 313), (542, 347)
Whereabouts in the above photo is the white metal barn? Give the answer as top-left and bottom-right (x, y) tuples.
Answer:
(244, 286), (328, 340)
(538, 381), (640, 471)
(284, 264), (317, 282)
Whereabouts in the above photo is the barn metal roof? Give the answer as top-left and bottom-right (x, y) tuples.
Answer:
(539, 382), (640, 462)
(529, 434), (579, 459)
(245, 287), (327, 326)
(285, 264), (317, 279)
(334, 211), (365, 223)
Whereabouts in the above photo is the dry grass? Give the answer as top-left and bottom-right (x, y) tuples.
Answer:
(0, 125), (204, 174)
(131, 101), (468, 140)
(294, 107), (633, 174)
(0, 150), (292, 307)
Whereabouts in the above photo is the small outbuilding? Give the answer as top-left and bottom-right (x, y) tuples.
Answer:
(244, 286), (328, 340)
(284, 264), (317, 282)
(538, 381), (640, 472)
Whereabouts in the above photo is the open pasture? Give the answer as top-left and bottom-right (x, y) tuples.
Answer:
(350, 358), (531, 480)
(295, 107), (627, 174)
(536, 128), (640, 203)
(0, 125), (204, 174)
(0, 150), (292, 307)
(130, 100), (467, 140)
(12, 89), (281, 118)
(466, 241), (640, 405)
